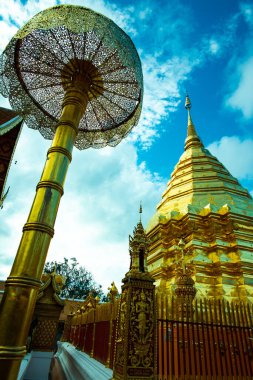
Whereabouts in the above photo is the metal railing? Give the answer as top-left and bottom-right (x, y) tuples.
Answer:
(157, 295), (253, 380)
(64, 292), (253, 379)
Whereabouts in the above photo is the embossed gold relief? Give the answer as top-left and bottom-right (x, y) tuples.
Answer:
(114, 290), (128, 372)
(128, 288), (154, 368)
(113, 283), (156, 380)
(117, 291), (128, 344)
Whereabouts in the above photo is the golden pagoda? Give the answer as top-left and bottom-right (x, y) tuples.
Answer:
(147, 96), (253, 302)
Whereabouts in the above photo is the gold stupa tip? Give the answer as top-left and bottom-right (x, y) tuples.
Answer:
(185, 95), (191, 110)
(139, 201), (142, 221)
(185, 94), (194, 129)
(184, 94), (203, 150)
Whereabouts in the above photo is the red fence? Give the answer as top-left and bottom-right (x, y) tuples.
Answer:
(66, 294), (253, 379)
(157, 295), (253, 380)
(68, 299), (120, 369)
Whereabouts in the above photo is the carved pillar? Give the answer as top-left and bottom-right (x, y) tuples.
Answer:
(113, 215), (156, 380)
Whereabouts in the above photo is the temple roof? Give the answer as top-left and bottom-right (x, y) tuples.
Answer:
(0, 107), (23, 203)
(0, 107), (23, 135)
(147, 96), (253, 231)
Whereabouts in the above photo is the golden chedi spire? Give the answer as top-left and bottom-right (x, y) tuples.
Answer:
(139, 201), (142, 221)
(147, 95), (252, 225)
(146, 95), (253, 303)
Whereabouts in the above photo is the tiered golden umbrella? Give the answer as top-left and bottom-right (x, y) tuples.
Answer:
(0, 5), (143, 378)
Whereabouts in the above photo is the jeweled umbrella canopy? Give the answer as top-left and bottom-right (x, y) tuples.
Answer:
(0, 5), (143, 149)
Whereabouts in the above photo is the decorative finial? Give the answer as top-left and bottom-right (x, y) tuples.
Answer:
(185, 94), (191, 110)
(139, 201), (142, 221)
(184, 94), (197, 138)
(52, 262), (57, 274)
(185, 94), (193, 126)
(184, 94), (203, 150)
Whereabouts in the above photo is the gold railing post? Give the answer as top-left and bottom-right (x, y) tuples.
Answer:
(61, 313), (74, 343)
(105, 303), (114, 367)
(106, 302), (113, 367)
(0, 86), (88, 379)
(70, 312), (77, 345)
(90, 303), (97, 358)
(79, 306), (85, 351)
(106, 282), (119, 368)
(83, 319), (88, 352)
(75, 309), (81, 348)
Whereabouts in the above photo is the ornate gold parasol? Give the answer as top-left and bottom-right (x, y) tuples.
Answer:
(0, 5), (143, 378)
(0, 5), (142, 148)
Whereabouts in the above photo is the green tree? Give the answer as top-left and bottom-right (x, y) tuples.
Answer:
(44, 257), (105, 300)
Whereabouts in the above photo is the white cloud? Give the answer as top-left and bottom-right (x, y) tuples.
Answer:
(1, 0), (61, 23)
(226, 57), (253, 119)
(223, 3), (253, 119)
(209, 39), (220, 55)
(0, 21), (18, 51)
(139, 8), (152, 20)
(0, 0), (137, 51)
(240, 3), (253, 27)
(207, 136), (253, 180)
(130, 55), (194, 148)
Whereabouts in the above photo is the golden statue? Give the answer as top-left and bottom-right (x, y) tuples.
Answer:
(136, 290), (149, 343)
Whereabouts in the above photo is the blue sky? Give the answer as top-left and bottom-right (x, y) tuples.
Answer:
(1, 0), (253, 291)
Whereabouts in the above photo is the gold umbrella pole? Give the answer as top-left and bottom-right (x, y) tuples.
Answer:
(0, 84), (88, 379)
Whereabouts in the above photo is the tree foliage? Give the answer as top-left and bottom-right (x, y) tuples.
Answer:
(44, 257), (105, 300)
